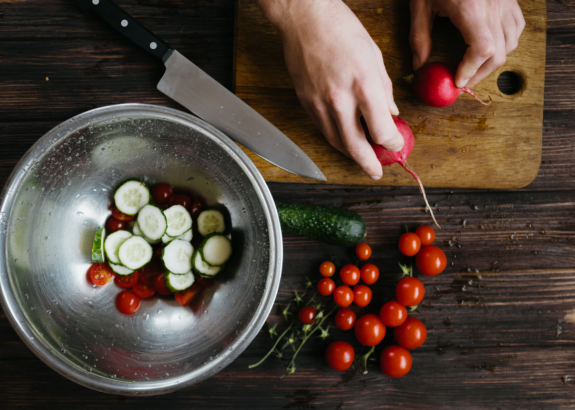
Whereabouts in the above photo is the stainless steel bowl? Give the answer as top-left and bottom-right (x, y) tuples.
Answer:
(0, 104), (282, 395)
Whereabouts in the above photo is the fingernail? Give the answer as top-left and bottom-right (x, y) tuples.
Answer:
(390, 101), (399, 116)
(391, 146), (403, 152)
(457, 78), (469, 88)
(370, 175), (382, 180)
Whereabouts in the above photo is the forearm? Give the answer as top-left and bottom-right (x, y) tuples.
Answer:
(255, 0), (330, 33)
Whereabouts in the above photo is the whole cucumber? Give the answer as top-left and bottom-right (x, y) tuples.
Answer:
(275, 202), (366, 247)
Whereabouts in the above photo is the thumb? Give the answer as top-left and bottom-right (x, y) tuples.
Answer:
(409, 0), (434, 71)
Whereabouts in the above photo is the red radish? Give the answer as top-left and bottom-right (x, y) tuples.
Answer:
(366, 116), (440, 228)
(405, 62), (490, 108)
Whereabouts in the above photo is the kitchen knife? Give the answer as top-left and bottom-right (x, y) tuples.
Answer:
(76, 0), (326, 181)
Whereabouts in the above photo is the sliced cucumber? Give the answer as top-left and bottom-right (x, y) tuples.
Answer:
(114, 180), (150, 216)
(104, 230), (132, 264)
(199, 234), (232, 266)
(133, 221), (161, 244)
(197, 209), (226, 236)
(164, 205), (192, 237)
(165, 271), (195, 292)
(162, 239), (194, 274)
(162, 229), (193, 244)
(118, 236), (153, 270)
(109, 263), (134, 276)
(137, 204), (167, 241)
(91, 226), (106, 263)
(192, 249), (222, 278)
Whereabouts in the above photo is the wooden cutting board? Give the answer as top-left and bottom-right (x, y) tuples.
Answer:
(234, 0), (546, 188)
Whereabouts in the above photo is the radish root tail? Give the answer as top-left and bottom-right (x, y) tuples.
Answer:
(460, 88), (491, 106)
(401, 158), (441, 229)
(403, 74), (415, 85)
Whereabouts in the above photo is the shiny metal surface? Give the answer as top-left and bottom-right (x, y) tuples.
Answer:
(158, 51), (327, 182)
(0, 104), (283, 396)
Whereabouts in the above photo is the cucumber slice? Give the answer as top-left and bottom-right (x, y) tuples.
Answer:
(133, 221), (161, 244)
(118, 236), (153, 270)
(91, 227), (106, 263)
(199, 234), (232, 266)
(197, 210), (226, 236)
(114, 180), (150, 216)
(137, 204), (167, 241)
(104, 230), (133, 264)
(109, 263), (134, 276)
(165, 271), (195, 292)
(162, 229), (193, 244)
(164, 205), (192, 237)
(162, 239), (194, 274)
(192, 249), (222, 278)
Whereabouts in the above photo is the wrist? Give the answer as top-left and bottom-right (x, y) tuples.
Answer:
(256, 0), (327, 33)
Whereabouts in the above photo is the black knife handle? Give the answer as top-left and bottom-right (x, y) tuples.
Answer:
(76, 0), (173, 62)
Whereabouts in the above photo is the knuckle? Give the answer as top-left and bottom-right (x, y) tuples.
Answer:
(477, 41), (496, 59)
(326, 89), (347, 113)
(508, 38), (519, 52)
(345, 144), (364, 161)
(494, 54), (507, 68)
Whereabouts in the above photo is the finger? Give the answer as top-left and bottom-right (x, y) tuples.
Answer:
(371, 41), (399, 115)
(513, 4), (526, 38)
(330, 102), (383, 180)
(409, 0), (434, 71)
(303, 99), (346, 153)
(501, 14), (518, 54)
(465, 24), (507, 89)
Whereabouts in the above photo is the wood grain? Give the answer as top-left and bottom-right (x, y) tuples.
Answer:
(234, 0), (547, 188)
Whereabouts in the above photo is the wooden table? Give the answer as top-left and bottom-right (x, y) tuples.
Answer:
(1, 1), (574, 408)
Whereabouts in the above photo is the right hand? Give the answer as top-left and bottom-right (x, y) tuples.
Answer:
(258, 0), (404, 180)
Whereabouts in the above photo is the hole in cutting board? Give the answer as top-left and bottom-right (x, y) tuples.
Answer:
(497, 71), (522, 95)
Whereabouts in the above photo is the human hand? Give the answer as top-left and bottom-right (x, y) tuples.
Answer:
(409, 0), (525, 88)
(257, 0), (404, 180)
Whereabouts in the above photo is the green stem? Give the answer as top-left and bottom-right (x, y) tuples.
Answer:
(360, 346), (375, 374)
(249, 321), (294, 369)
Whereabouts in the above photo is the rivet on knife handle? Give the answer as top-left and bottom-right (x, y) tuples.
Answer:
(75, 0), (173, 62)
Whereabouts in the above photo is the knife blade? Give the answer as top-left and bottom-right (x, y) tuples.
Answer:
(76, 0), (326, 182)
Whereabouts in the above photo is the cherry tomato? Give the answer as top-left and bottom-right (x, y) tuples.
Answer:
(415, 245), (447, 276)
(298, 306), (317, 324)
(380, 345), (412, 378)
(116, 290), (141, 315)
(398, 232), (421, 257)
(195, 276), (214, 288)
(317, 278), (335, 296)
(88, 263), (115, 286)
(354, 314), (386, 346)
(335, 308), (356, 331)
(172, 194), (192, 210)
(110, 204), (134, 222)
(190, 197), (203, 219)
(153, 273), (172, 296)
(114, 271), (139, 289)
(355, 243), (372, 261)
(136, 260), (162, 286)
(340, 264), (360, 286)
(360, 263), (379, 285)
(132, 281), (155, 299)
(333, 286), (354, 308)
(107, 217), (127, 233)
(151, 183), (174, 205)
(415, 225), (435, 246)
(175, 282), (202, 307)
(396, 277), (425, 307)
(325, 341), (355, 371)
(380, 301), (407, 327)
(319, 261), (336, 278)
(353, 285), (372, 308)
(394, 317), (427, 349)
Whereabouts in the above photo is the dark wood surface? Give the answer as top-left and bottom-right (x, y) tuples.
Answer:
(1, 0), (574, 408)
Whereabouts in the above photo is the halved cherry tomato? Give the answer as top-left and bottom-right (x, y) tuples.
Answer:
(114, 271), (139, 289)
(195, 276), (214, 288)
(398, 232), (421, 257)
(319, 261), (336, 278)
(325, 341), (355, 371)
(415, 225), (435, 246)
(415, 245), (447, 276)
(88, 263), (115, 286)
(172, 194), (191, 210)
(190, 197), (203, 219)
(298, 306), (317, 324)
(151, 183), (173, 205)
(340, 264), (360, 286)
(353, 285), (372, 308)
(380, 345), (412, 378)
(136, 260), (162, 287)
(396, 277), (425, 307)
(354, 314), (386, 346)
(335, 308), (356, 331)
(132, 281), (155, 299)
(153, 273), (172, 296)
(318, 278), (335, 296)
(360, 263), (379, 285)
(394, 317), (427, 349)
(110, 204), (134, 222)
(333, 286), (354, 308)
(380, 301), (407, 327)
(107, 217), (127, 233)
(355, 243), (372, 261)
(175, 282), (202, 307)
(116, 290), (141, 315)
